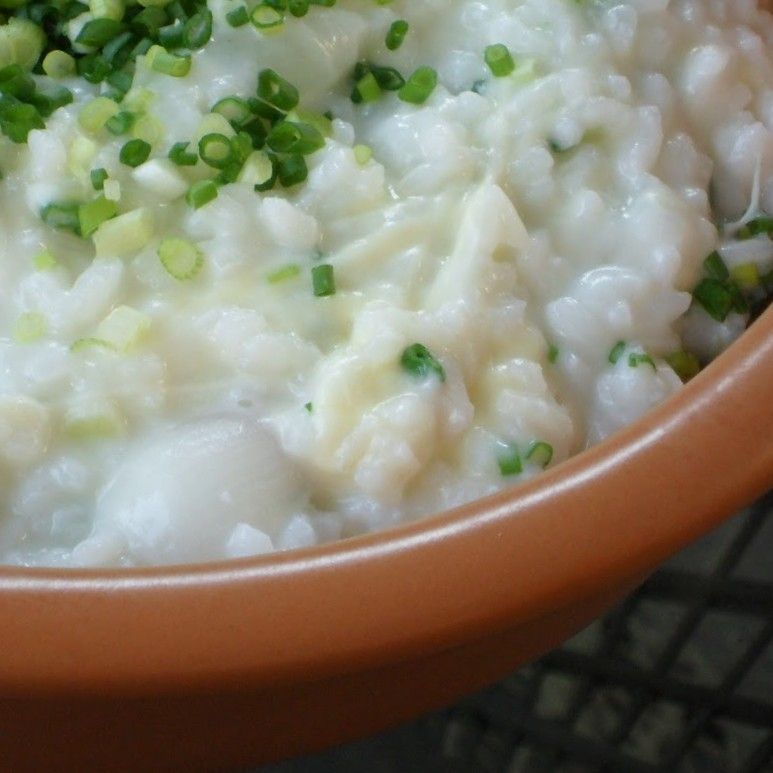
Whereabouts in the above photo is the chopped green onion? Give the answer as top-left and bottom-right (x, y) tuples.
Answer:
(484, 43), (515, 77)
(42, 50), (76, 79)
(168, 140), (198, 166)
(70, 337), (117, 353)
(198, 132), (234, 169)
(257, 68), (299, 111)
(105, 109), (135, 135)
(385, 19), (408, 50)
(304, 401), (313, 413)
(266, 120), (325, 155)
(76, 18), (125, 48)
(628, 352), (656, 370)
(736, 216), (773, 240)
(397, 66), (437, 104)
(32, 249), (57, 271)
(212, 96), (253, 126)
(353, 144), (372, 165)
(369, 64), (405, 91)
(547, 343), (559, 364)
(251, 5), (284, 30)
(90, 167), (108, 190)
(185, 179), (218, 209)
(703, 250), (729, 281)
(352, 71), (381, 103)
(608, 340), (626, 365)
(92, 207), (153, 257)
(238, 150), (274, 187)
(693, 277), (733, 322)
(311, 263), (335, 297)
(119, 137), (151, 167)
(158, 237), (203, 280)
(78, 96), (119, 133)
(226, 5), (249, 26)
(730, 262), (761, 290)
(400, 342), (445, 382)
(267, 263), (300, 283)
(90, 0), (125, 21)
(78, 195), (118, 237)
(40, 201), (81, 235)
(666, 350), (701, 382)
(497, 444), (522, 476)
(96, 305), (151, 351)
(13, 311), (46, 343)
(288, 0), (309, 17)
(184, 8), (212, 48)
(146, 45), (191, 77)
(276, 153), (307, 187)
(525, 441), (553, 468)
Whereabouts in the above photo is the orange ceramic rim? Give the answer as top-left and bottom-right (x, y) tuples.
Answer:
(0, 308), (771, 698)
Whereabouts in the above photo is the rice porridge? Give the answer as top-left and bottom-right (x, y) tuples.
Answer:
(0, 0), (771, 566)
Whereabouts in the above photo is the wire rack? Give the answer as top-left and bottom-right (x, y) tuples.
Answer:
(263, 491), (773, 773)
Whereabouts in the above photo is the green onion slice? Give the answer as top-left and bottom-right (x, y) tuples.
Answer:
(400, 343), (445, 382)
(158, 237), (204, 280)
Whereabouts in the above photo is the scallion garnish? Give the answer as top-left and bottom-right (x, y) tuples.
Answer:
(311, 263), (336, 296)
(198, 132), (234, 169)
(276, 153), (307, 186)
(386, 19), (408, 50)
(666, 350), (701, 382)
(400, 343), (445, 382)
(267, 263), (301, 283)
(168, 141), (198, 166)
(525, 441), (553, 468)
(497, 444), (522, 476)
(251, 5), (284, 31)
(104, 110), (135, 135)
(78, 196), (118, 237)
(736, 216), (773, 240)
(40, 201), (81, 235)
(608, 340), (626, 365)
(484, 43), (515, 77)
(703, 250), (729, 281)
(548, 343), (559, 364)
(185, 179), (218, 209)
(693, 277), (733, 321)
(226, 5), (250, 26)
(90, 167), (109, 191)
(628, 352), (656, 370)
(397, 66), (437, 104)
(158, 237), (204, 280)
(266, 120), (325, 155)
(119, 138), (151, 167)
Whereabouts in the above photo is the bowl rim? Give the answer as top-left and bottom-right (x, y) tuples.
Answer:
(0, 309), (771, 696)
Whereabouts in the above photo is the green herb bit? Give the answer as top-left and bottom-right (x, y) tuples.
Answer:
(276, 153), (307, 187)
(397, 66), (437, 104)
(525, 441), (553, 468)
(608, 340), (626, 365)
(666, 350), (701, 382)
(76, 18), (125, 48)
(119, 138), (151, 167)
(400, 343), (445, 382)
(185, 179), (218, 209)
(484, 43), (515, 77)
(703, 250), (729, 281)
(497, 444), (522, 476)
(198, 132), (234, 169)
(147, 46), (191, 77)
(251, 5), (284, 30)
(693, 277), (733, 322)
(628, 352), (656, 370)
(40, 201), (81, 235)
(90, 167), (109, 191)
(730, 262), (761, 290)
(352, 71), (381, 103)
(33, 249), (57, 271)
(226, 5), (250, 26)
(311, 263), (336, 297)
(267, 263), (301, 283)
(13, 312), (47, 344)
(158, 237), (204, 280)
(267, 120), (325, 155)
(304, 401), (313, 413)
(184, 8), (212, 48)
(105, 110), (135, 135)
(168, 141), (198, 166)
(736, 215), (773, 240)
(78, 196), (118, 237)
(386, 19), (408, 50)
(547, 343), (559, 364)
(257, 68), (299, 111)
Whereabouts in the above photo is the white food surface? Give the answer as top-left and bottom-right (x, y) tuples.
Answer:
(0, 0), (771, 566)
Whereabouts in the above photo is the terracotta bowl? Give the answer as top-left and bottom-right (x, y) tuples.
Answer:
(0, 303), (770, 771)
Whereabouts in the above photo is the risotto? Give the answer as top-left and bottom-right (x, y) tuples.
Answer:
(0, 0), (771, 566)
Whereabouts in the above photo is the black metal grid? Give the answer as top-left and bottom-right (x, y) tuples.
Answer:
(264, 492), (773, 773)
